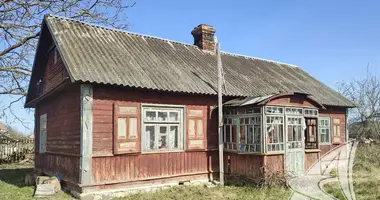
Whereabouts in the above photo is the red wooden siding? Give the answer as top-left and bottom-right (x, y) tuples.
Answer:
(92, 85), (219, 156)
(267, 95), (319, 108)
(35, 154), (80, 183)
(34, 85), (81, 185)
(35, 86), (81, 155)
(41, 49), (69, 96)
(320, 107), (346, 152)
(265, 154), (284, 174)
(92, 151), (218, 184)
(305, 152), (319, 171)
(91, 85), (223, 184)
(224, 152), (263, 178)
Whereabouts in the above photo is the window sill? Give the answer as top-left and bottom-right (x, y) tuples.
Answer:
(141, 150), (185, 154)
(319, 143), (332, 146)
(305, 149), (321, 153)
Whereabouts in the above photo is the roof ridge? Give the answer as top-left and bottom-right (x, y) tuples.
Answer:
(221, 51), (299, 68)
(46, 14), (299, 68)
(46, 14), (200, 50)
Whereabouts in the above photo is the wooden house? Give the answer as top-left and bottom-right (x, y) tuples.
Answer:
(25, 16), (354, 196)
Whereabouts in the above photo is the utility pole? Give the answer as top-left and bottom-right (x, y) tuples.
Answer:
(216, 38), (224, 185)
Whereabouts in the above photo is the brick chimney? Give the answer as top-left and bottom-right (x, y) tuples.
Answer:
(191, 24), (216, 51)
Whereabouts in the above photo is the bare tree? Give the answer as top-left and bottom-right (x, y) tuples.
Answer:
(0, 0), (135, 126)
(339, 67), (380, 140)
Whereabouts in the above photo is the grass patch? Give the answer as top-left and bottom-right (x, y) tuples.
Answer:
(329, 168), (338, 177)
(323, 182), (345, 200)
(0, 164), (291, 200)
(0, 163), (73, 200)
(353, 143), (380, 200)
(117, 185), (291, 200)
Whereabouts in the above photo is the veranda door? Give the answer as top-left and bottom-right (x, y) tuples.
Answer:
(285, 116), (305, 175)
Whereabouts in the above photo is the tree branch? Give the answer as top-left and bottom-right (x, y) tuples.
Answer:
(0, 32), (40, 57)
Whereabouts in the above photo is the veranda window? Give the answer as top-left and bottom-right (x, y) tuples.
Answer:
(223, 117), (237, 150)
(142, 106), (184, 152)
(266, 116), (284, 152)
(238, 115), (261, 152)
(319, 117), (331, 144)
(304, 109), (318, 117)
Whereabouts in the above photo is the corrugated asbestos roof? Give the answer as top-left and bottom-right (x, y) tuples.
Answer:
(45, 15), (354, 107)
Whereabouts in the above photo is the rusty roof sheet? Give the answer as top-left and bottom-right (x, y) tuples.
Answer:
(44, 15), (354, 107)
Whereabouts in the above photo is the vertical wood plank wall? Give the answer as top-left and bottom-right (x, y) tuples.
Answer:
(224, 152), (264, 178)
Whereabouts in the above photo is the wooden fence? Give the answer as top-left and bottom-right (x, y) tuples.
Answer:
(0, 135), (34, 164)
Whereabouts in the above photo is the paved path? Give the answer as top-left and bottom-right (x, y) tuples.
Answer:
(288, 142), (356, 200)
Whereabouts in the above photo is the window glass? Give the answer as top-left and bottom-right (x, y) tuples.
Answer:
(223, 115), (261, 152)
(319, 117), (331, 144)
(143, 107), (183, 152)
(266, 116), (284, 152)
(169, 112), (179, 121)
(145, 125), (155, 150)
(266, 106), (283, 114)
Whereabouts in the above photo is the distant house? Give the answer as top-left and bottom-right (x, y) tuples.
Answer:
(25, 15), (355, 196)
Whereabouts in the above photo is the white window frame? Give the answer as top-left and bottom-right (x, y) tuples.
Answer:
(141, 105), (184, 153)
(318, 117), (331, 145)
(265, 106), (284, 115)
(285, 107), (303, 115)
(266, 115), (285, 152)
(237, 114), (261, 152)
(304, 108), (319, 117)
(39, 113), (47, 153)
(223, 116), (237, 151)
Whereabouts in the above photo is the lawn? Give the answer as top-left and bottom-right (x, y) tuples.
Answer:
(0, 163), (73, 200)
(323, 143), (380, 200)
(0, 163), (291, 200)
(353, 143), (380, 200)
(117, 185), (291, 200)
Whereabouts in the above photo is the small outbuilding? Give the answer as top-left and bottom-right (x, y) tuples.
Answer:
(25, 15), (355, 195)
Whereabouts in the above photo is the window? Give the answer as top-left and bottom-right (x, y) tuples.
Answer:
(287, 117), (303, 149)
(238, 115), (261, 152)
(266, 116), (284, 152)
(265, 106), (284, 115)
(319, 117), (331, 144)
(223, 117), (237, 150)
(333, 119), (341, 137)
(304, 109), (318, 117)
(142, 107), (184, 152)
(39, 114), (47, 153)
(305, 118), (317, 149)
(285, 107), (303, 115)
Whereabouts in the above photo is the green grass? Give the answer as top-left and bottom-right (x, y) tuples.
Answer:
(0, 163), (291, 200)
(353, 143), (380, 200)
(0, 163), (73, 200)
(117, 185), (291, 200)
(329, 168), (338, 177)
(323, 182), (345, 200)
